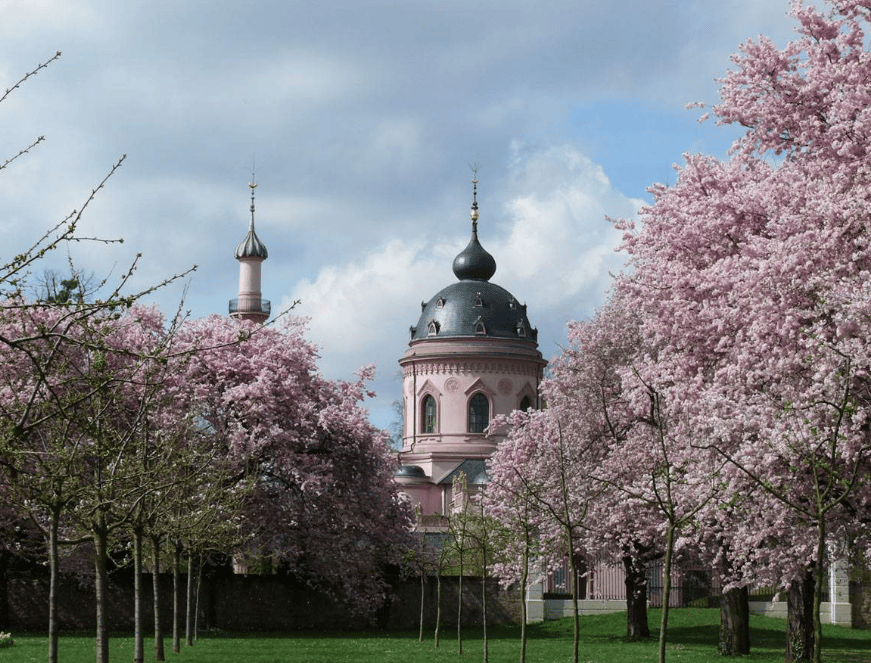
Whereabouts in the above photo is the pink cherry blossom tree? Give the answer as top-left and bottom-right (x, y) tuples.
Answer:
(175, 315), (413, 618)
(611, 4), (871, 661)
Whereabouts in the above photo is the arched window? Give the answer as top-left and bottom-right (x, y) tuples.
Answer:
(468, 392), (490, 433)
(422, 395), (437, 434)
(519, 395), (532, 412)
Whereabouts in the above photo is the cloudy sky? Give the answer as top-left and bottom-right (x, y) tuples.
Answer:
(1, 0), (797, 430)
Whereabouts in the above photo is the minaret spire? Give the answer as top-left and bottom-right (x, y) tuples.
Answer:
(249, 179), (257, 231)
(470, 163), (480, 234)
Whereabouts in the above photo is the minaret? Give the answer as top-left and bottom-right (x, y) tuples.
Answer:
(229, 180), (270, 324)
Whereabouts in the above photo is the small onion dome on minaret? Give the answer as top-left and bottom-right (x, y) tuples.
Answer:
(451, 178), (496, 281)
(235, 181), (268, 259)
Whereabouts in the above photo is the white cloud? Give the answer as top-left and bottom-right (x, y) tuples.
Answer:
(281, 143), (640, 427)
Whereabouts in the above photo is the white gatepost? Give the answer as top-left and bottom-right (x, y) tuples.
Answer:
(829, 552), (852, 626)
(526, 579), (545, 623)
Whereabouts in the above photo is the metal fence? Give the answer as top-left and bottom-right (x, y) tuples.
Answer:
(543, 558), (826, 608)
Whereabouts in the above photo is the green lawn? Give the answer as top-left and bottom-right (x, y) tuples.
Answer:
(7, 609), (871, 662)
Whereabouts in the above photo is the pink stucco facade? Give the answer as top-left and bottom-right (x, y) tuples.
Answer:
(396, 334), (546, 524)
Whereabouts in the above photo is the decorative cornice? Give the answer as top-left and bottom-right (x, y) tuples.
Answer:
(401, 359), (543, 378)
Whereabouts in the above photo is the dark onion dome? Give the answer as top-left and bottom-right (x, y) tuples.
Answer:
(410, 180), (537, 342)
(235, 181), (268, 259)
(411, 280), (537, 341)
(452, 224), (496, 281)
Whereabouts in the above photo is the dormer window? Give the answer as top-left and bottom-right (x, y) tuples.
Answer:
(437, 296), (446, 308)
(474, 317), (486, 335)
(474, 293), (483, 307)
(427, 321), (440, 336)
(508, 298), (516, 310)
(516, 321), (526, 337)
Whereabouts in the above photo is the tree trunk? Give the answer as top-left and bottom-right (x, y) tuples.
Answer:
(623, 551), (650, 639)
(48, 508), (60, 663)
(457, 558), (463, 655)
(786, 569), (815, 663)
(173, 541), (181, 654)
(811, 521), (826, 663)
(151, 534), (165, 661)
(434, 571), (441, 648)
(418, 568), (425, 642)
(519, 538), (529, 663)
(482, 550), (488, 663)
(185, 553), (194, 647)
(0, 550), (8, 632)
(568, 551), (580, 663)
(719, 585), (749, 656)
(194, 555), (202, 640)
(93, 520), (110, 663)
(133, 527), (145, 663)
(657, 522), (676, 663)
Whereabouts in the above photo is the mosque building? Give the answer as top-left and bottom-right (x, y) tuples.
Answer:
(394, 179), (547, 528)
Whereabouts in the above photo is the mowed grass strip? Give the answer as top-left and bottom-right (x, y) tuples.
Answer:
(8, 608), (871, 662)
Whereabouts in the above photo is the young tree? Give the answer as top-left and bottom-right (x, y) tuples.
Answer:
(485, 457), (540, 663)
(0, 53), (196, 663)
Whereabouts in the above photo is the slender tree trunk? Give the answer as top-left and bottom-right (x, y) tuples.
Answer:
(185, 553), (194, 647)
(786, 568), (815, 663)
(811, 521), (826, 663)
(133, 527), (145, 663)
(481, 550), (488, 663)
(194, 555), (203, 640)
(457, 555), (463, 655)
(719, 586), (749, 656)
(0, 550), (9, 633)
(48, 508), (60, 663)
(657, 522), (676, 663)
(434, 570), (441, 648)
(93, 519), (110, 663)
(568, 550), (580, 663)
(151, 534), (165, 661)
(519, 541), (528, 663)
(418, 569), (425, 642)
(173, 541), (181, 654)
(623, 550), (650, 639)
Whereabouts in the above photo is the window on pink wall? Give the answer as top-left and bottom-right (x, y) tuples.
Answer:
(422, 394), (437, 433)
(468, 392), (489, 433)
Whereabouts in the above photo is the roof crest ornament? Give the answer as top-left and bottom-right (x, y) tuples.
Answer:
(249, 159), (258, 232)
(234, 161), (268, 260)
(470, 162), (480, 233)
(451, 165), (495, 282)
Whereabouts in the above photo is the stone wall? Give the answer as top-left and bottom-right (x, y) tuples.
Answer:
(7, 572), (522, 632)
(851, 565), (871, 630)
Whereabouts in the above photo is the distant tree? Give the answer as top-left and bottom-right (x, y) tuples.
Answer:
(35, 267), (96, 305)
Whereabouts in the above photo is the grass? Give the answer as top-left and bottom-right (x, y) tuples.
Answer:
(6, 609), (871, 662)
